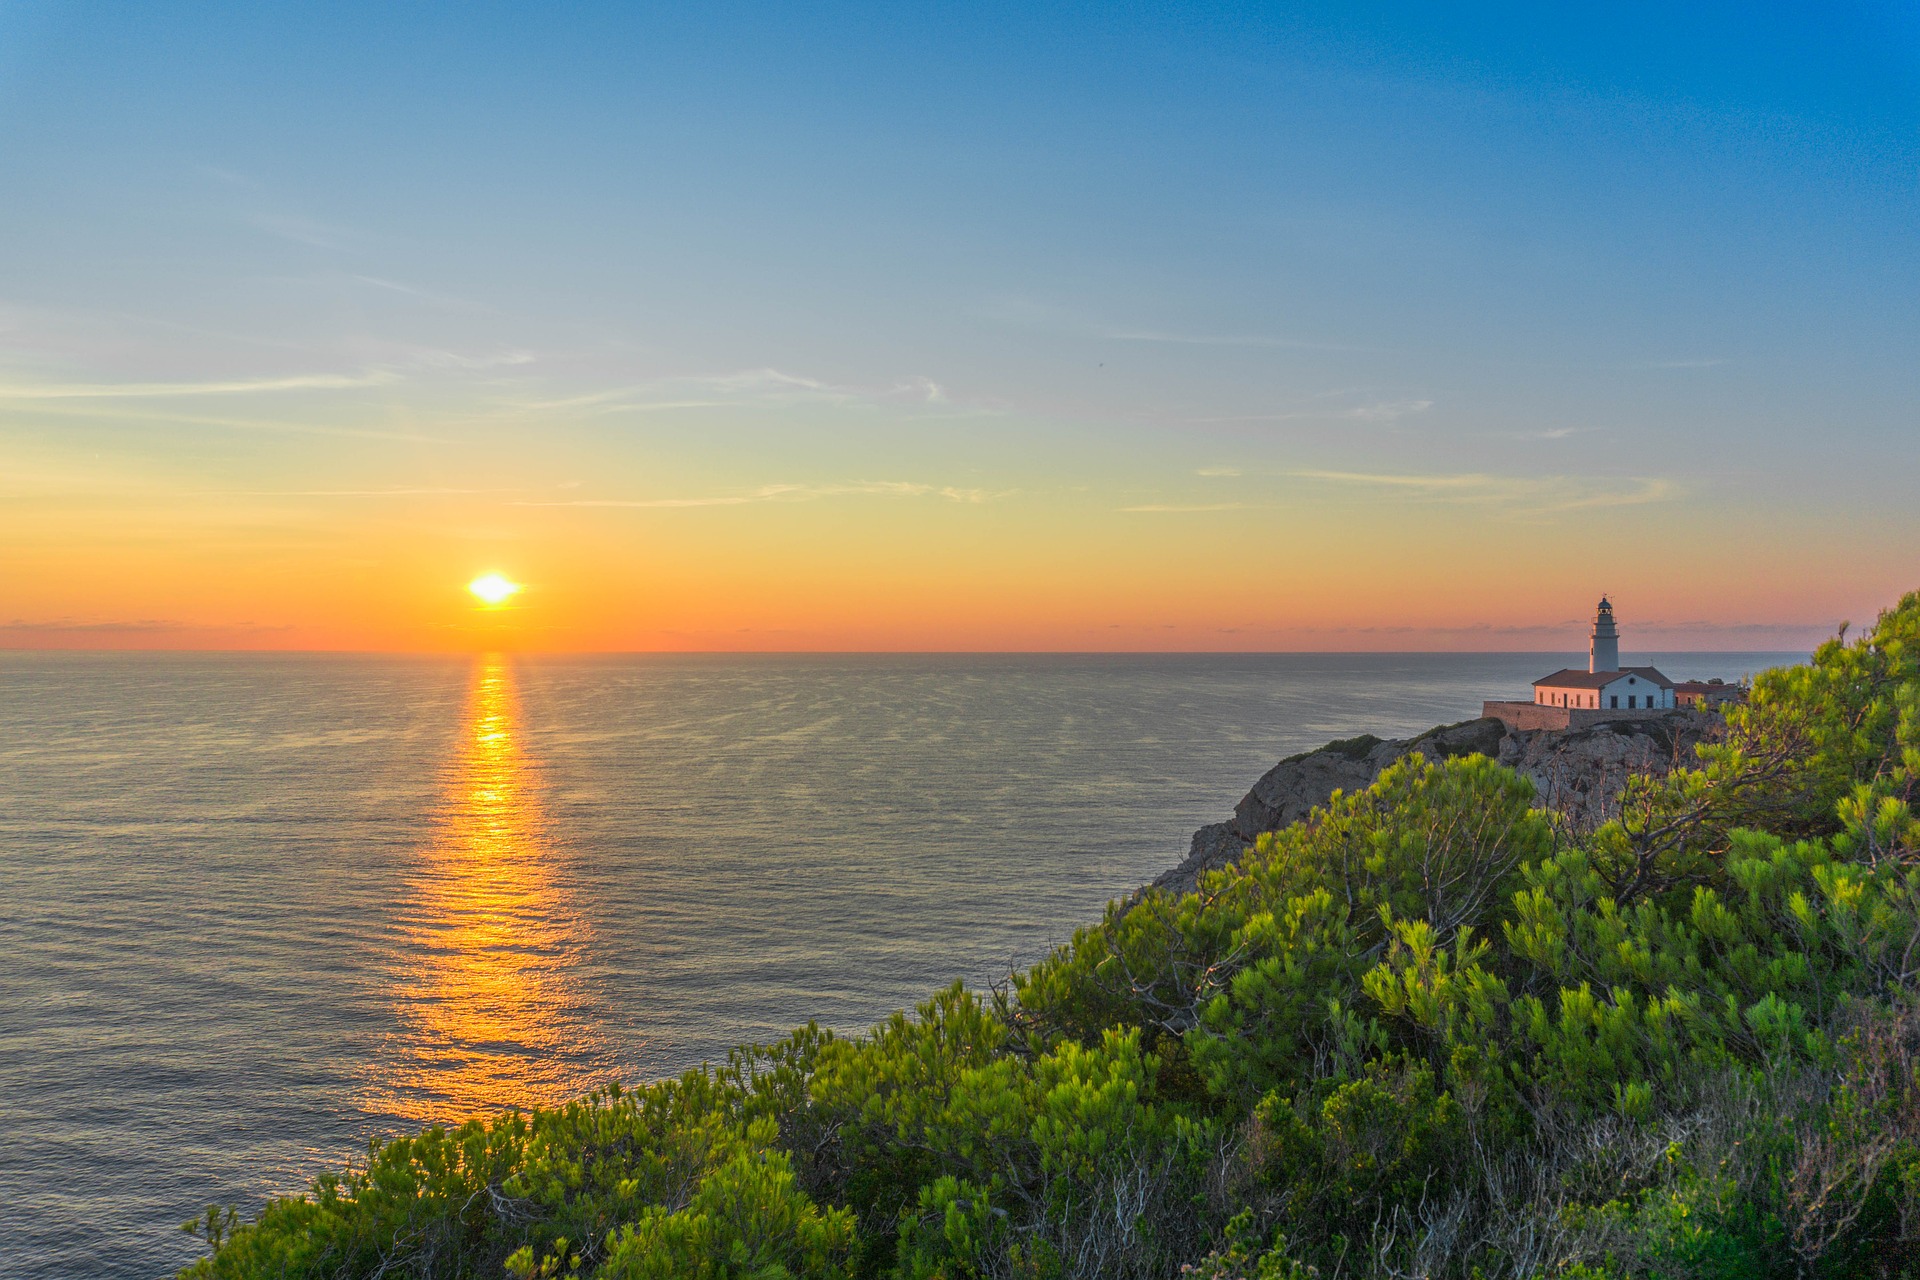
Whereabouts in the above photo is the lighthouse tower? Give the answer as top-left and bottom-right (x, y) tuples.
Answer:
(1589, 597), (1620, 673)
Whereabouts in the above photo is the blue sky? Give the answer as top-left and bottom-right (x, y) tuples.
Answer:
(2, 2), (1916, 648)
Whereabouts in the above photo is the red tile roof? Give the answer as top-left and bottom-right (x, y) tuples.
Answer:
(1532, 666), (1673, 690)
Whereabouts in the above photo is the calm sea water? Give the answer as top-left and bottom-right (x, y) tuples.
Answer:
(0, 650), (1797, 1278)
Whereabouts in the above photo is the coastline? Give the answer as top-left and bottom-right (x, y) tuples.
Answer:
(1149, 708), (1721, 896)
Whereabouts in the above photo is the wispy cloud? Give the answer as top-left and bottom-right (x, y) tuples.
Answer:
(0, 617), (294, 635)
(1108, 329), (1365, 352)
(1252, 617), (1818, 642)
(1184, 398), (1433, 425)
(400, 347), (537, 371)
(2, 617), (193, 633)
(1289, 468), (1500, 491)
(345, 274), (509, 318)
(1287, 469), (1676, 515)
(1343, 398), (1432, 422)
(517, 481), (1003, 509)
(1544, 478), (1678, 512)
(17, 401), (458, 444)
(519, 391), (732, 413)
(205, 487), (510, 498)
(510, 368), (959, 416)
(0, 371), (398, 399)
(204, 171), (359, 250)
(1135, 454), (1668, 517)
(241, 211), (354, 250)
(975, 297), (1371, 353)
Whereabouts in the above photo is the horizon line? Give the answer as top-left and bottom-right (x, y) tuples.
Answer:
(0, 644), (1818, 658)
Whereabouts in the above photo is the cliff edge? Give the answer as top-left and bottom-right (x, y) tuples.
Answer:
(1152, 711), (1720, 896)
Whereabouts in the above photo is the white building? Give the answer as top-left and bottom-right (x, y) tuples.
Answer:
(1531, 598), (1674, 711)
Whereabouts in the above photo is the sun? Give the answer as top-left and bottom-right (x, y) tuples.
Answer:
(468, 573), (523, 606)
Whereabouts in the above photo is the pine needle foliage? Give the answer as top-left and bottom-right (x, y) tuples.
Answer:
(183, 592), (1920, 1280)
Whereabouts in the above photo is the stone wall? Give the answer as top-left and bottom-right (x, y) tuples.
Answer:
(1483, 700), (1687, 732)
(1482, 700), (1569, 730)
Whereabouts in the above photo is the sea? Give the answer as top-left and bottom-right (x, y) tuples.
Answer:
(0, 650), (1800, 1278)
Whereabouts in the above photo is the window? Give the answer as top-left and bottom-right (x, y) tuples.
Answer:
(1629, 695), (1637, 708)
(1611, 695), (1619, 708)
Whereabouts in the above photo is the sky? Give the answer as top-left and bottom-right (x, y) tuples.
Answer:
(1, 2), (1916, 651)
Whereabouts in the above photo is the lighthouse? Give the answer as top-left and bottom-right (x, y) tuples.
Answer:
(1588, 597), (1620, 674)
(1483, 596), (1680, 726)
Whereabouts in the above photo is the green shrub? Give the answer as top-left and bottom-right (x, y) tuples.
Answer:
(183, 592), (1920, 1279)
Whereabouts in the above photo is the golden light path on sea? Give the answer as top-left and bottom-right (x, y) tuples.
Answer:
(365, 656), (606, 1123)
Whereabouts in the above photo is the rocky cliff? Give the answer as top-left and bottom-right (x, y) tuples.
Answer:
(1151, 711), (1720, 896)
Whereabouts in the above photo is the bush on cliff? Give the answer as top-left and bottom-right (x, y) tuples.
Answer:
(183, 592), (1920, 1280)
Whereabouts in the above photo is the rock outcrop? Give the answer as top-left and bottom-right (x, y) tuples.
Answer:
(1151, 712), (1720, 896)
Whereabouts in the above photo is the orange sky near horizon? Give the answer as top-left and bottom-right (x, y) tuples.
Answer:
(2, 450), (1897, 652)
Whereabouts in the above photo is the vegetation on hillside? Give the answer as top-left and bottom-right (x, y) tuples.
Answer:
(182, 592), (1920, 1279)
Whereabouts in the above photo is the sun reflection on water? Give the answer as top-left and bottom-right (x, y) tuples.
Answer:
(366, 656), (609, 1123)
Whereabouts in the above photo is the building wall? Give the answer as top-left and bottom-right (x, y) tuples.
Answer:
(1535, 674), (1675, 711)
(1597, 673), (1673, 710)
(1534, 686), (1603, 708)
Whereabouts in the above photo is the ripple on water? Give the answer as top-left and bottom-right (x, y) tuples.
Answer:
(0, 649), (1797, 1278)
